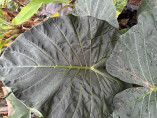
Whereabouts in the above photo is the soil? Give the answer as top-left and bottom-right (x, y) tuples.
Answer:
(118, 0), (143, 30)
(128, 0), (142, 6)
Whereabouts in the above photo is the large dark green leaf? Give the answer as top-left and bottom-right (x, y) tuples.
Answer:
(107, 7), (157, 117)
(137, 0), (157, 15)
(72, 0), (119, 28)
(0, 15), (124, 118)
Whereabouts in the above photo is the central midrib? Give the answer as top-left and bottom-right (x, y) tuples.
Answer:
(1, 58), (108, 70)
(5, 65), (92, 70)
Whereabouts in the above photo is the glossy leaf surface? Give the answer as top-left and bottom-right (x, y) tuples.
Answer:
(138, 0), (157, 15)
(0, 15), (123, 118)
(72, 0), (119, 28)
(107, 7), (157, 118)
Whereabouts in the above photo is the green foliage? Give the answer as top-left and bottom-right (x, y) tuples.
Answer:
(3, 87), (31, 118)
(107, 6), (157, 117)
(12, 0), (70, 25)
(0, 9), (5, 35)
(1, 0), (157, 118)
(119, 28), (129, 34)
(73, 0), (119, 28)
(0, 14), (124, 118)
(113, 0), (127, 17)
(0, 0), (17, 9)
(0, 9), (11, 53)
(0, 10), (17, 53)
(137, 0), (157, 15)
(0, 9), (3, 19)
(12, 0), (42, 25)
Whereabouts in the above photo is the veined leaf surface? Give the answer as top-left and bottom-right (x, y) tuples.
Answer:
(107, 7), (157, 118)
(72, 0), (119, 28)
(137, 0), (157, 15)
(0, 15), (124, 118)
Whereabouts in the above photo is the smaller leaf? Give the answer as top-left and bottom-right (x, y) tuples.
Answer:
(52, 11), (59, 17)
(2, 87), (31, 118)
(72, 0), (119, 28)
(4, 42), (11, 47)
(113, 0), (127, 18)
(0, 9), (4, 19)
(116, 11), (121, 18)
(12, 0), (70, 25)
(31, 108), (44, 118)
(119, 28), (129, 34)
(0, 93), (3, 97)
(0, 34), (18, 50)
(0, 40), (7, 49)
(12, 0), (42, 25)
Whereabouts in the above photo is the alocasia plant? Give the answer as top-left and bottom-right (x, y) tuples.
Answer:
(137, 0), (157, 15)
(0, 14), (124, 118)
(107, 6), (157, 118)
(72, 0), (119, 28)
(1, 0), (157, 117)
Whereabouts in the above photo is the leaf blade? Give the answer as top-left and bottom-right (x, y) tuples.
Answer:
(72, 0), (119, 28)
(1, 15), (124, 118)
(113, 0), (127, 17)
(12, 0), (42, 25)
(3, 87), (31, 118)
(107, 7), (157, 117)
(137, 0), (157, 15)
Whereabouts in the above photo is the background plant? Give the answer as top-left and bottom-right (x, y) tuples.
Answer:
(12, 0), (73, 25)
(0, 0), (19, 54)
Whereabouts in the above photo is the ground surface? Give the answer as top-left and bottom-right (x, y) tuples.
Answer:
(128, 0), (142, 6)
(118, 0), (143, 29)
